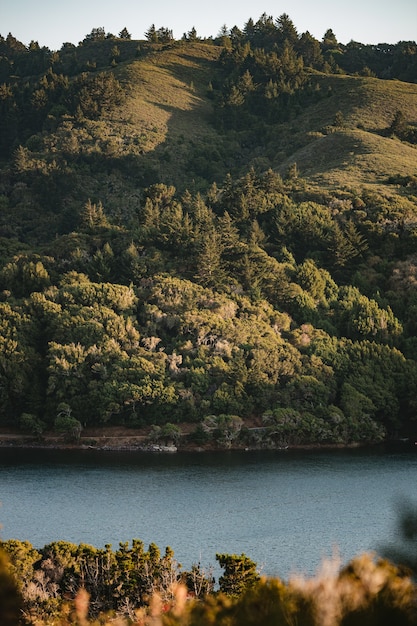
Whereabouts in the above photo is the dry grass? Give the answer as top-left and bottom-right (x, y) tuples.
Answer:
(109, 43), (221, 185)
(282, 128), (417, 193)
(298, 74), (417, 132)
(274, 74), (417, 194)
(49, 44), (417, 200)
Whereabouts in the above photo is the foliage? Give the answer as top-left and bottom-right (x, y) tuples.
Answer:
(380, 501), (417, 575)
(19, 412), (46, 437)
(0, 20), (416, 446)
(1, 538), (417, 625)
(216, 552), (260, 596)
(1, 20), (417, 626)
(54, 411), (83, 442)
(0, 538), (209, 621)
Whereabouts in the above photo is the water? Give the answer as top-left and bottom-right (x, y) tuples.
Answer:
(0, 446), (416, 580)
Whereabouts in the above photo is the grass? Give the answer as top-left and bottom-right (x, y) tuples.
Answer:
(42, 43), (417, 204)
(108, 43), (222, 189)
(273, 74), (417, 194)
(281, 129), (417, 192)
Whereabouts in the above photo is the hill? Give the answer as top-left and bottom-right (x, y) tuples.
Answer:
(276, 75), (417, 192)
(1, 26), (417, 448)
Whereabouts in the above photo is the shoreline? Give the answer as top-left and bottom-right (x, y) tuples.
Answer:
(0, 435), (394, 455)
(0, 426), (414, 454)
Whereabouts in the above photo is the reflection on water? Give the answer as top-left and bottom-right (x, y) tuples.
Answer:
(0, 446), (416, 579)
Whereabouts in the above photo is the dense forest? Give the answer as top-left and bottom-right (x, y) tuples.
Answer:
(1, 15), (417, 450)
(2, 13), (417, 625)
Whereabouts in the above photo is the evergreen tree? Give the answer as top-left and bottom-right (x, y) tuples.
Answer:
(216, 553), (260, 596)
(145, 24), (158, 42)
(119, 27), (131, 39)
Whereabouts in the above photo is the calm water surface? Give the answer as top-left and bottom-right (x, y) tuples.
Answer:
(0, 446), (416, 579)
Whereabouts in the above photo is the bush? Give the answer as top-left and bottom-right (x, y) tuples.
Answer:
(54, 408), (82, 442)
(0, 549), (23, 626)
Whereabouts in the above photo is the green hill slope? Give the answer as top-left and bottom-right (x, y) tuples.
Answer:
(3, 43), (417, 227)
(115, 43), (222, 182)
(1, 36), (417, 446)
(275, 75), (417, 192)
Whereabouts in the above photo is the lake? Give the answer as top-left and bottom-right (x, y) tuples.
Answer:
(0, 446), (416, 581)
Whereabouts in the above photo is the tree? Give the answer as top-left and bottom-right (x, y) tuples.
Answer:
(19, 412), (46, 438)
(388, 109), (408, 139)
(0, 255), (50, 297)
(334, 286), (402, 341)
(328, 221), (368, 270)
(119, 27), (131, 40)
(0, 302), (41, 423)
(322, 28), (338, 50)
(80, 199), (109, 230)
(298, 31), (323, 68)
(184, 562), (215, 597)
(161, 27), (174, 43)
(84, 27), (106, 42)
(145, 24), (158, 42)
(216, 553), (260, 596)
(333, 110), (345, 128)
(286, 162), (299, 180)
(148, 422), (181, 446)
(54, 403), (82, 441)
(111, 45), (120, 63)
(186, 27), (198, 41)
(202, 414), (244, 447)
(276, 13), (299, 49)
(194, 229), (226, 287)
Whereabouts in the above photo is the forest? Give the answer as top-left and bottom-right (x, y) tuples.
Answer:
(1, 12), (417, 625)
(0, 15), (417, 451)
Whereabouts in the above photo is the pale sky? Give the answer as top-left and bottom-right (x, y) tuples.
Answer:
(1, 0), (416, 51)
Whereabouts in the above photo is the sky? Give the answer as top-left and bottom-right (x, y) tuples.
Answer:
(1, 0), (416, 51)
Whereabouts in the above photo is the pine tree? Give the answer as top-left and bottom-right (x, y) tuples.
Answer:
(119, 27), (131, 39)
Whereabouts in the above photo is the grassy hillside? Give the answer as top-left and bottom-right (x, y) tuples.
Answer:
(115, 57), (417, 194)
(116, 43), (222, 181)
(68, 52), (417, 203)
(3, 42), (416, 224)
(1, 36), (417, 444)
(275, 75), (417, 192)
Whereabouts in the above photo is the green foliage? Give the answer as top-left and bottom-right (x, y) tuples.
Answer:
(381, 501), (417, 576)
(0, 255), (51, 297)
(1, 26), (417, 626)
(149, 422), (182, 445)
(202, 414), (243, 447)
(19, 412), (46, 437)
(216, 553), (260, 596)
(54, 412), (83, 441)
(263, 406), (330, 446)
(0, 301), (41, 424)
(145, 25), (174, 43)
(387, 110), (417, 143)
(2, 519), (417, 625)
(0, 23), (416, 445)
(334, 286), (403, 341)
(0, 538), (208, 620)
